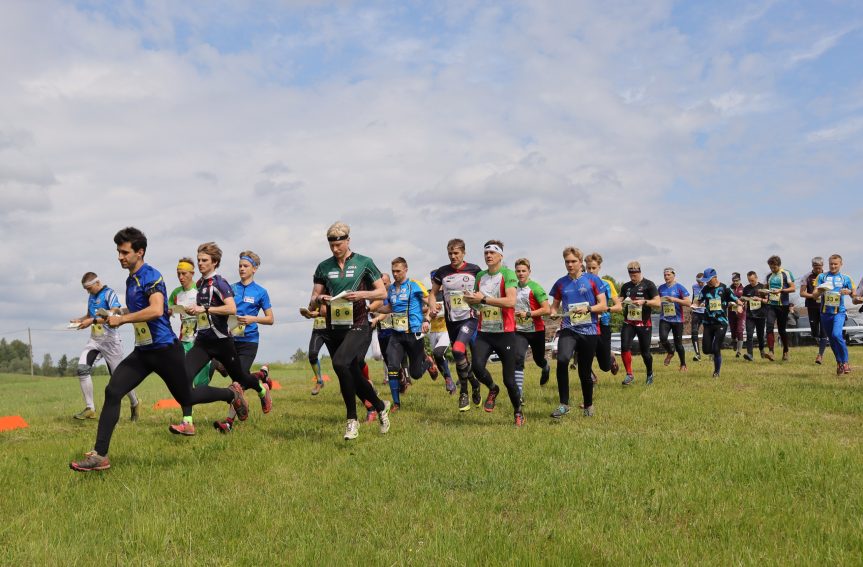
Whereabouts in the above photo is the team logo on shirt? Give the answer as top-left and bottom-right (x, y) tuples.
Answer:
(243, 297), (255, 303)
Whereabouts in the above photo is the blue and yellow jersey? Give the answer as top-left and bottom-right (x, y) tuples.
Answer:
(765, 269), (794, 306)
(816, 272), (855, 315)
(125, 263), (175, 350)
(387, 279), (428, 333)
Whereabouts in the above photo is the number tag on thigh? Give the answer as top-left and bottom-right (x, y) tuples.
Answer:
(133, 322), (153, 346)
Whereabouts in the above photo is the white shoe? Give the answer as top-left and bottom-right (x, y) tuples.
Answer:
(344, 418), (359, 440)
(378, 400), (391, 434)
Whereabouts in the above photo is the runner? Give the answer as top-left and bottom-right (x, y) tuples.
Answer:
(69, 272), (139, 421)
(212, 250), (274, 433)
(799, 257), (830, 364)
(171, 242), (270, 436)
(70, 227), (240, 471)
(309, 221), (390, 440)
(548, 247), (607, 418)
(690, 273), (706, 361)
(463, 240), (524, 426)
(167, 258), (211, 388)
(428, 270), (456, 394)
(584, 253), (622, 378)
(728, 273), (746, 357)
(374, 257), (437, 410)
(695, 268), (742, 378)
(619, 261), (660, 385)
(369, 273), (395, 388)
(300, 303), (329, 395)
(761, 255), (796, 361)
(429, 238), (483, 412)
(741, 271), (767, 361)
(513, 258), (551, 401)
(811, 254), (855, 375)
(657, 267), (691, 371)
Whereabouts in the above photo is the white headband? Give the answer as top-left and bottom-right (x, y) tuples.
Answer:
(484, 244), (503, 256)
(83, 278), (99, 287)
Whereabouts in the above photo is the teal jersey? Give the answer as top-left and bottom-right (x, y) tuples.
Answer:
(765, 269), (794, 306)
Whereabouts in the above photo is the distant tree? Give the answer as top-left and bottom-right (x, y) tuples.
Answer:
(58, 354), (69, 377)
(291, 348), (307, 363)
(41, 354), (54, 377)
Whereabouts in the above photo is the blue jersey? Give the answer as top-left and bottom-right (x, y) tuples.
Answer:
(549, 273), (604, 335)
(658, 282), (689, 323)
(88, 286), (121, 318)
(231, 281), (272, 343)
(125, 263), (175, 350)
(387, 279), (428, 333)
(816, 272), (855, 315)
(691, 283), (705, 313)
(698, 283), (738, 326)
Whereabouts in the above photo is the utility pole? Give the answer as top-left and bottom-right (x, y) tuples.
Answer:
(28, 327), (33, 376)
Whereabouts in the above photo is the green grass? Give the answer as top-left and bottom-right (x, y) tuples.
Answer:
(1, 347), (863, 565)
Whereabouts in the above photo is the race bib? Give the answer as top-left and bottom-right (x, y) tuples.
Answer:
(180, 319), (196, 341)
(449, 291), (466, 311)
(825, 291), (840, 308)
(516, 313), (533, 331)
(769, 291), (781, 305)
(331, 299), (353, 327)
(90, 323), (105, 338)
(392, 312), (409, 332)
(626, 304), (643, 321)
(378, 314), (393, 331)
(133, 322), (153, 346)
(313, 317), (327, 330)
(662, 300), (677, 318)
(231, 324), (246, 338)
(747, 298), (762, 311)
(197, 312), (211, 330)
(480, 305), (503, 332)
(708, 298), (722, 312)
(568, 302), (591, 325)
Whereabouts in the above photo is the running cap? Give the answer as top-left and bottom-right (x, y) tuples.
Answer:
(702, 267), (718, 281)
(731, 272), (741, 281)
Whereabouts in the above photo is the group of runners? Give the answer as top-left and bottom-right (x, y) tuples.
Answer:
(68, 223), (859, 472)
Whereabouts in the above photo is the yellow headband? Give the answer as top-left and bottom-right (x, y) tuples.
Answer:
(177, 262), (194, 272)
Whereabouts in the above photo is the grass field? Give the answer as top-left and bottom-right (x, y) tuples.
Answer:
(1, 346), (863, 566)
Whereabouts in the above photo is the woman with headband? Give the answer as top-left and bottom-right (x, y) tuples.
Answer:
(167, 258), (212, 387)
(464, 240), (524, 426)
(213, 250), (275, 433)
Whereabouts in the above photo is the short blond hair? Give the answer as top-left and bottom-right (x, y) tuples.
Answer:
(515, 258), (531, 269)
(627, 260), (641, 271)
(562, 247), (583, 261)
(327, 221), (350, 239)
(239, 250), (261, 267)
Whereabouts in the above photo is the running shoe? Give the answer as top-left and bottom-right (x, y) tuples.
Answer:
(399, 369), (410, 393)
(458, 392), (470, 412)
(583, 405), (594, 417)
(73, 408), (97, 420)
(213, 419), (233, 433)
(483, 386), (500, 412)
(378, 400), (391, 434)
(764, 351), (775, 361)
(663, 352), (674, 366)
(815, 354), (823, 365)
(540, 364), (551, 385)
(444, 376), (456, 394)
(679, 365), (688, 372)
(169, 421), (196, 436)
(735, 351), (741, 358)
(610, 356), (620, 375)
(425, 355), (439, 380)
(622, 374), (634, 386)
(844, 363), (852, 375)
(837, 363), (844, 376)
(390, 403), (400, 413)
(344, 419), (359, 440)
(591, 371), (598, 385)
(471, 386), (482, 408)
(551, 404), (570, 419)
(260, 384), (272, 414)
(69, 452), (110, 472)
(782, 351), (790, 361)
(692, 354), (701, 362)
(645, 373), (654, 385)
(514, 412), (525, 427)
(366, 409), (378, 423)
(743, 353), (753, 362)
(229, 382), (249, 421)
(258, 364), (272, 390)
(130, 403), (140, 422)
(311, 381), (324, 396)
(712, 372), (720, 379)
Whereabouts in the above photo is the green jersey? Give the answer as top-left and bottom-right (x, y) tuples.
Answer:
(313, 252), (382, 329)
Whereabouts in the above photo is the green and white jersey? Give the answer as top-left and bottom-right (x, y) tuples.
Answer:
(168, 285), (198, 343)
(313, 252), (382, 329)
(515, 280), (548, 333)
(474, 266), (518, 333)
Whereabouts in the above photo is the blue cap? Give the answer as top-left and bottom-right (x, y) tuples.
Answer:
(702, 267), (717, 281)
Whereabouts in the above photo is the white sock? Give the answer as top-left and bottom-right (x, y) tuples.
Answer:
(127, 390), (139, 407)
(79, 374), (95, 409)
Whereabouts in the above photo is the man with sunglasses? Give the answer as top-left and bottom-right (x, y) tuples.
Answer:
(619, 261), (660, 385)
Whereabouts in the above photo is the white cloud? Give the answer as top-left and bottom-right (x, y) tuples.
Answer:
(807, 116), (863, 143)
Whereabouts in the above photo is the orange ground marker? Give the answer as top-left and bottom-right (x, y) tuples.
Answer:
(153, 398), (180, 409)
(270, 380), (282, 390)
(0, 415), (29, 432)
(310, 374), (332, 383)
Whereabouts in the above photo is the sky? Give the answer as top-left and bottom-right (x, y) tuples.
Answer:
(1, 0), (862, 364)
